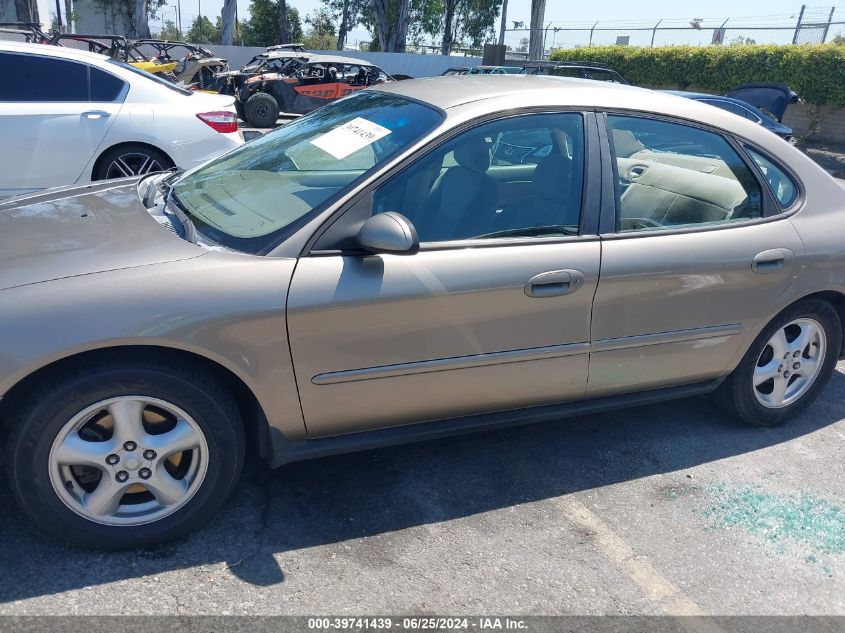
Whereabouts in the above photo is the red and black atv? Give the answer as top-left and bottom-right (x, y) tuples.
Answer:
(236, 54), (393, 128)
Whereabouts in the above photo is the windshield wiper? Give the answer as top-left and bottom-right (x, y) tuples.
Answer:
(476, 224), (579, 239)
(160, 175), (198, 244)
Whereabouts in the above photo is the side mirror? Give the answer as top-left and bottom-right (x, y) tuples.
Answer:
(356, 212), (419, 254)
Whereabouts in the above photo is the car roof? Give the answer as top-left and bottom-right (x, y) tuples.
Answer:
(0, 39), (110, 63)
(373, 75), (787, 140)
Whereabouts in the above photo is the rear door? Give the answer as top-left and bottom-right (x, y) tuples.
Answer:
(0, 52), (125, 195)
(587, 113), (804, 397)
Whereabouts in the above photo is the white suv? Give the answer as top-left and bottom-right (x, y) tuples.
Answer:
(0, 41), (244, 198)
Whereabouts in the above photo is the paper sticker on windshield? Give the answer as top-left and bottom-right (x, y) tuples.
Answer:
(310, 117), (392, 159)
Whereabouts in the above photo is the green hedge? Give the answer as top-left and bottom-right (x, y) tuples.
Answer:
(548, 45), (845, 107)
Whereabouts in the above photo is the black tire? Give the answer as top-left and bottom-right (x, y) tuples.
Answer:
(715, 298), (841, 426)
(244, 92), (279, 128)
(4, 352), (244, 550)
(93, 144), (174, 181)
(234, 99), (246, 123)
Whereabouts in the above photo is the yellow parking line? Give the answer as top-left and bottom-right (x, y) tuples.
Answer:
(556, 497), (727, 633)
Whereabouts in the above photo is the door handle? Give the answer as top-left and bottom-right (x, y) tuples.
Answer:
(81, 110), (111, 120)
(524, 269), (584, 298)
(752, 248), (793, 274)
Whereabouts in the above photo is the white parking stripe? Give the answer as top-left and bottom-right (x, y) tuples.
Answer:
(556, 497), (727, 633)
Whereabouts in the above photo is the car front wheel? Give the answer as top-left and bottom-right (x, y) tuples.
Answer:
(716, 298), (841, 426)
(4, 354), (244, 549)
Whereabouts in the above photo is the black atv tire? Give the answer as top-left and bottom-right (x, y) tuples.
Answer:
(244, 92), (280, 128)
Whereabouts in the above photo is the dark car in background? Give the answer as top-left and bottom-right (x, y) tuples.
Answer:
(667, 84), (800, 143)
(521, 60), (629, 84)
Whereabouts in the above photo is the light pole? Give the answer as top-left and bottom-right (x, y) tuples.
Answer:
(176, 0), (182, 38)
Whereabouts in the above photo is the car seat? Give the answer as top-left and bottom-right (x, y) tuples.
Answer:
(493, 155), (579, 233)
(416, 136), (499, 241)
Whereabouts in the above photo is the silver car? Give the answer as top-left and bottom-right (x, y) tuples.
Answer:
(1, 76), (843, 549)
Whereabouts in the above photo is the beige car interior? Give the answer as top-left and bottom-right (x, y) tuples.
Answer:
(611, 128), (751, 231)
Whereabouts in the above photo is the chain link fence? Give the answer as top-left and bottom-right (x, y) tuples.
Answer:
(502, 4), (845, 55)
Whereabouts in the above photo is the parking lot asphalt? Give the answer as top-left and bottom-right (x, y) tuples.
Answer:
(1, 363), (844, 615)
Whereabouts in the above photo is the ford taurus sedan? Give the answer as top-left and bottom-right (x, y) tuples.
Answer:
(1, 76), (844, 549)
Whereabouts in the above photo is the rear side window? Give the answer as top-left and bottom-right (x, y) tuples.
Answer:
(608, 115), (764, 233)
(0, 52), (87, 101)
(90, 67), (126, 102)
(746, 147), (799, 208)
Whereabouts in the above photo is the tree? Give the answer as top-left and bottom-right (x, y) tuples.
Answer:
(303, 7), (336, 49)
(454, 0), (501, 49)
(832, 33), (845, 45)
(241, 0), (302, 47)
(370, 0), (411, 52)
(90, 0), (165, 38)
(498, 0), (507, 45)
(159, 19), (181, 40)
(728, 35), (757, 45)
(325, 0), (366, 50)
(221, 0), (237, 45)
(439, 0), (501, 54)
(187, 15), (220, 44)
(441, 0), (457, 54)
(528, 0), (545, 60)
(515, 36), (528, 52)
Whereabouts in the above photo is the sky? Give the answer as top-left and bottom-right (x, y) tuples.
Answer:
(150, 1), (844, 49)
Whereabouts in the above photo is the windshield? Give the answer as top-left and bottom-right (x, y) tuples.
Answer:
(172, 91), (443, 254)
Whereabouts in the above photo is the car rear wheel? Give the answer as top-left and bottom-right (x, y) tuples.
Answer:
(244, 92), (279, 128)
(94, 144), (174, 181)
(4, 354), (244, 549)
(715, 298), (841, 426)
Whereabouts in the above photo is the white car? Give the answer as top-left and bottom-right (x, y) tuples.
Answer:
(0, 41), (244, 198)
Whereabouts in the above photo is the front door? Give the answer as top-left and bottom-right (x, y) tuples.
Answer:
(587, 113), (805, 397)
(287, 111), (602, 437)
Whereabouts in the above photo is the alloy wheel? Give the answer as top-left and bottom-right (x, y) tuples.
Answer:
(48, 396), (208, 526)
(753, 318), (826, 408)
(104, 152), (164, 179)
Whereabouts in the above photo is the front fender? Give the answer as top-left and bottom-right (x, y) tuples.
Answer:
(0, 252), (307, 442)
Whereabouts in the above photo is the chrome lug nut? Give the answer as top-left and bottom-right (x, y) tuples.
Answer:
(138, 467), (152, 480)
(793, 362), (801, 370)
(784, 371), (791, 378)
(116, 470), (129, 483)
(143, 449), (157, 460)
(123, 441), (137, 451)
(105, 454), (120, 465)
(793, 351), (801, 358)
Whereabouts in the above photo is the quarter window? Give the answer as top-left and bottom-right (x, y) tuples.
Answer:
(373, 113), (585, 242)
(608, 115), (764, 232)
(90, 67), (127, 102)
(746, 147), (799, 208)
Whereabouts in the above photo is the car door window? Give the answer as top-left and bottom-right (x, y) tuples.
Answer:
(1, 53), (89, 102)
(608, 115), (764, 232)
(373, 113), (585, 242)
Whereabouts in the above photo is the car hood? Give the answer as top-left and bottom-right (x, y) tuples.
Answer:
(0, 181), (204, 292)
